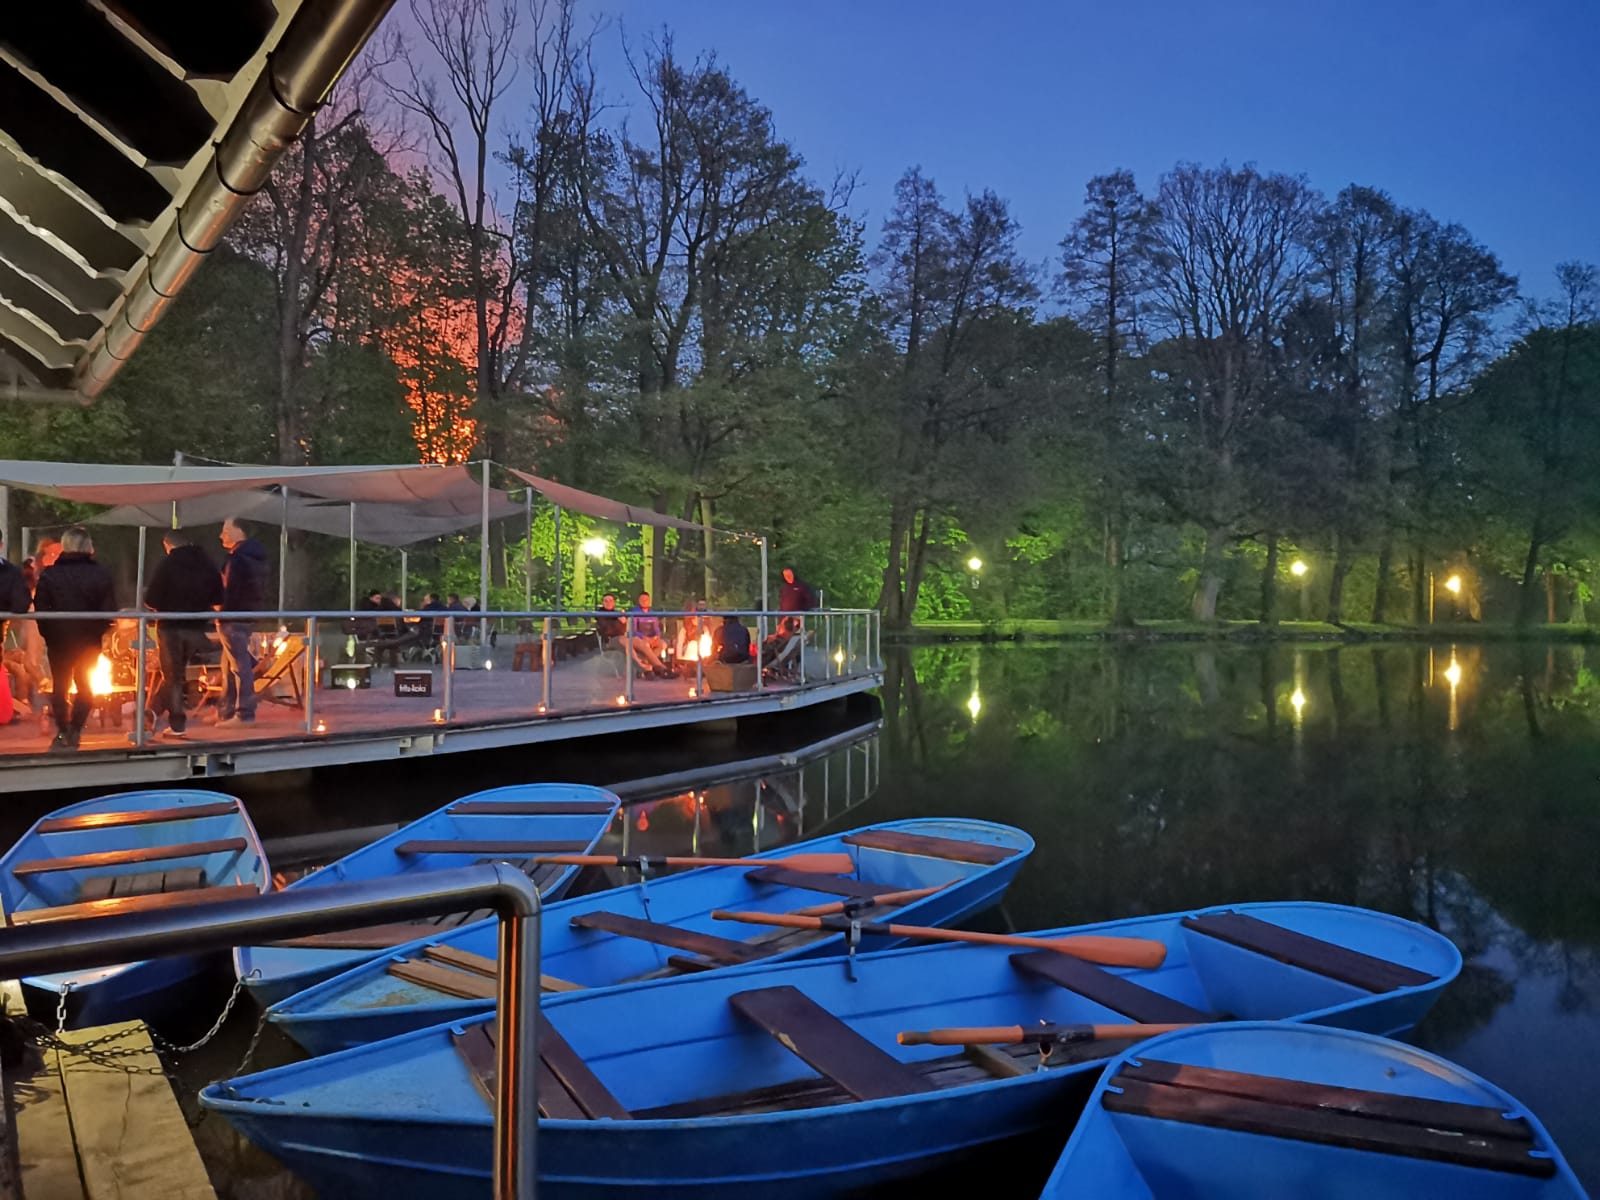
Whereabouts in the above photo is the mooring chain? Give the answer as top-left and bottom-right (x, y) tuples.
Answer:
(147, 969), (259, 1057)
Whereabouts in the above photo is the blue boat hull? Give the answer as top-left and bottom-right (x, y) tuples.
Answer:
(204, 901), (1462, 1198)
(0, 789), (269, 1029)
(1040, 1023), (1587, 1199)
(235, 784), (620, 1007)
(269, 816), (1034, 1056)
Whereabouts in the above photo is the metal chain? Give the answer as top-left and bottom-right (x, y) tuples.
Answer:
(148, 969), (259, 1056)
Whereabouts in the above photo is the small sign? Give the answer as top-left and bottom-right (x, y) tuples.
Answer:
(395, 670), (434, 698)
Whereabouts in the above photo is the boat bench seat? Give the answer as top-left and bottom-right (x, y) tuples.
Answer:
(745, 866), (898, 899)
(36, 801), (239, 834)
(12, 836), (248, 878)
(77, 866), (207, 903)
(730, 985), (936, 1102)
(1010, 951), (1217, 1025)
(570, 910), (769, 965)
(453, 1017), (631, 1120)
(1181, 911), (1437, 993)
(1105, 1059), (1554, 1178)
(393, 840), (592, 857)
(7, 883), (260, 926)
(842, 828), (1016, 865)
(386, 943), (581, 996)
(447, 800), (616, 816)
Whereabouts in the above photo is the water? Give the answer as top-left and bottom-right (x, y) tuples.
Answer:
(29, 641), (1600, 1195)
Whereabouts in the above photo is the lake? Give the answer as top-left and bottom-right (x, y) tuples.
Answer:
(97, 640), (1600, 1195)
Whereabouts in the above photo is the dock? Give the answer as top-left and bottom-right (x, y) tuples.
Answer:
(2, 1000), (213, 1199)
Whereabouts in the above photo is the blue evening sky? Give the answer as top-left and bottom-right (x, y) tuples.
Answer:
(580, 0), (1598, 298)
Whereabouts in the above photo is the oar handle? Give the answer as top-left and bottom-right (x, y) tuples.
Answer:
(898, 1026), (1024, 1046)
(897, 1022), (1195, 1047)
(793, 882), (953, 918)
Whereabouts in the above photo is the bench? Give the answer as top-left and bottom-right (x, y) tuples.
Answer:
(393, 840), (591, 856)
(730, 985), (936, 1102)
(842, 828), (1016, 865)
(569, 911), (768, 965)
(266, 923), (442, 950)
(8, 883), (261, 926)
(1104, 1059), (1553, 1178)
(385, 944), (581, 996)
(745, 867), (898, 899)
(447, 800), (616, 816)
(452, 1018), (631, 1120)
(12, 837), (248, 878)
(36, 801), (239, 834)
(1181, 911), (1437, 993)
(78, 867), (206, 902)
(1010, 951), (1216, 1025)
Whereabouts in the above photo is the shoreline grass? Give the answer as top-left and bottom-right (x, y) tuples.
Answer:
(889, 618), (1600, 644)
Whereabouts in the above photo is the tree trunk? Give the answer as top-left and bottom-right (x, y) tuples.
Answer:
(1411, 541), (1428, 626)
(1106, 510), (1134, 627)
(1516, 535), (1542, 630)
(1191, 527), (1227, 621)
(1371, 535), (1393, 624)
(1260, 535), (1280, 627)
(1325, 530), (1354, 624)
(1547, 570), (1559, 625)
(877, 503), (908, 626)
(902, 509), (934, 621)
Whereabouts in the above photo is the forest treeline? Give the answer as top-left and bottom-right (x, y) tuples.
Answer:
(7, 0), (1596, 628)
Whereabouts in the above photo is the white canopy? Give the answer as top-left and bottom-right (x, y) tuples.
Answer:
(0, 460), (484, 506)
(509, 468), (706, 533)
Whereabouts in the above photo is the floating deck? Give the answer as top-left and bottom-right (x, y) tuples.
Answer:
(0, 651), (881, 795)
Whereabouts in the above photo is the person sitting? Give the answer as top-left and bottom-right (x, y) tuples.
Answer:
(0, 533), (35, 722)
(33, 526), (116, 751)
(355, 589), (386, 639)
(712, 613), (752, 664)
(419, 591), (447, 648)
(677, 599), (711, 660)
(143, 530), (223, 740)
(762, 614), (805, 676)
(626, 591), (672, 677)
(594, 593), (625, 646)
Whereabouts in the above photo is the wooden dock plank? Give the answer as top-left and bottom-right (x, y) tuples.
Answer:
(55, 1022), (215, 1200)
(10, 1040), (84, 1200)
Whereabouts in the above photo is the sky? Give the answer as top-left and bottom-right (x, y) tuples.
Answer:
(573, 0), (1599, 297)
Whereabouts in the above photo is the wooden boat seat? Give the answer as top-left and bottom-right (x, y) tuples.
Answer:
(569, 911), (768, 965)
(729, 985), (936, 1102)
(1010, 951), (1217, 1025)
(12, 837), (248, 878)
(266, 923), (442, 950)
(385, 944), (581, 996)
(1104, 1059), (1553, 1178)
(452, 1018), (631, 1120)
(1181, 911), (1436, 993)
(448, 800), (616, 816)
(744, 867), (897, 899)
(77, 866), (206, 902)
(8, 882), (260, 926)
(394, 840), (591, 856)
(36, 801), (239, 834)
(842, 828), (1016, 865)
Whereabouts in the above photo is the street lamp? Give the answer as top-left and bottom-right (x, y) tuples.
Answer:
(1444, 574), (1462, 596)
(1290, 559), (1309, 618)
(966, 555), (982, 589)
(1289, 560), (1307, 577)
(582, 537), (608, 559)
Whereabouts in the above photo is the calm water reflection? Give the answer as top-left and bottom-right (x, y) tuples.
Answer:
(169, 641), (1598, 1195)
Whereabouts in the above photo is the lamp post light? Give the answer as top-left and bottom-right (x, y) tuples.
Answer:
(573, 537), (609, 612)
(966, 555), (983, 589)
(1290, 559), (1309, 619)
(1430, 571), (1464, 625)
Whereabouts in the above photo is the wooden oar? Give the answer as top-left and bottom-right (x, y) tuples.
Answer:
(898, 1022), (1194, 1047)
(534, 852), (856, 875)
(710, 911), (1168, 969)
(791, 881), (955, 918)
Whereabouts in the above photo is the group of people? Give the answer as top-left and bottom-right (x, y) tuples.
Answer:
(0, 518), (272, 751)
(354, 590), (481, 665)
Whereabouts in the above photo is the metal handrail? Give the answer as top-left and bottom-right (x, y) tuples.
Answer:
(0, 865), (541, 1200)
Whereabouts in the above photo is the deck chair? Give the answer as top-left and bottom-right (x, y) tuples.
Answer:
(593, 629), (625, 678)
(201, 633), (308, 711)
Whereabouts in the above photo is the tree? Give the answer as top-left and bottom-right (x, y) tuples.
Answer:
(1143, 163), (1322, 620)
(1059, 170), (1156, 624)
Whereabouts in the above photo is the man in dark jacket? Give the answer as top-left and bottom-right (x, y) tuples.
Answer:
(216, 517), (270, 725)
(33, 526), (115, 750)
(778, 567), (818, 613)
(144, 530), (223, 739)
(713, 614), (752, 664)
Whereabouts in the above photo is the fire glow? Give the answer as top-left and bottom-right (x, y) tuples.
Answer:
(679, 630), (714, 662)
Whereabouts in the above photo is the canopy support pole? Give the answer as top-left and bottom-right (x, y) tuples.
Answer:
(400, 550), (408, 608)
(759, 536), (769, 641)
(278, 486), (289, 614)
(553, 506), (563, 611)
(478, 459), (490, 617)
(348, 503), (356, 611)
(135, 525), (147, 606)
(523, 488), (533, 611)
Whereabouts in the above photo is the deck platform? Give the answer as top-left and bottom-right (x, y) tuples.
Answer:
(0, 649), (881, 794)
(3, 1013), (214, 1200)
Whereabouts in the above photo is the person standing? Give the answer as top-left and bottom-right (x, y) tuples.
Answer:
(779, 567), (818, 612)
(32, 527), (115, 751)
(144, 530), (223, 740)
(216, 517), (269, 726)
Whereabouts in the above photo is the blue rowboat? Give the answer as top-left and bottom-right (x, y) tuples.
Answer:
(202, 900), (1460, 1198)
(234, 784), (619, 1007)
(267, 817), (1034, 1055)
(1041, 1022), (1586, 1198)
(0, 789), (269, 1028)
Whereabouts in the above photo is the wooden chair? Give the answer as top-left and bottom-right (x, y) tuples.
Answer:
(200, 633), (307, 711)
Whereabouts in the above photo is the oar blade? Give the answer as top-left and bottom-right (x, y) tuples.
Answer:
(763, 852), (855, 874)
(1049, 934), (1167, 969)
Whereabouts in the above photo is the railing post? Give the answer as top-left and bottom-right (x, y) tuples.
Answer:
(540, 618), (552, 712)
(695, 640), (703, 700)
(825, 613), (833, 679)
(847, 613), (855, 678)
(304, 616), (318, 734)
(798, 614), (806, 686)
(624, 627), (634, 704)
(443, 616), (456, 720)
(133, 614), (147, 748)
(497, 898), (540, 1200)
(755, 611), (764, 691)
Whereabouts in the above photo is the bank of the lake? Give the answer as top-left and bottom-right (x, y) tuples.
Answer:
(898, 617), (1600, 643)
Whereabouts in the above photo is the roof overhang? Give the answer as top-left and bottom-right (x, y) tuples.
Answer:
(0, 0), (396, 403)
